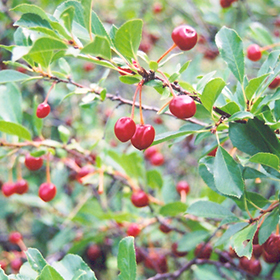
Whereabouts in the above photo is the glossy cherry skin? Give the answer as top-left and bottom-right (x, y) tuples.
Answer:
(15, 179), (28, 194)
(86, 244), (102, 261)
(127, 223), (141, 237)
(131, 124), (155, 150)
(263, 249), (280, 263)
(114, 117), (136, 142)
(150, 152), (165, 166)
(24, 154), (43, 171)
(2, 182), (16, 197)
(263, 233), (280, 258)
(268, 76), (280, 89)
(131, 190), (149, 207)
(247, 44), (262, 61)
(172, 25), (197, 51)
(36, 102), (51, 118)
(176, 180), (190, 194)
(171, 242), (188, 257)
(38, 182), (56, 202)
(194, 243), (212, 259)
(169, 95), (196, 119)
(239, 257), (262, 276)
(9, 232), (22, 244)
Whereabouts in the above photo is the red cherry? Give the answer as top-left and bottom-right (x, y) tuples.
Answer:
(114, 117), (136, 142)
(169, 95), (196, 119)
(38, 182), (56, 202)
(17, 67), (27, 74)
(135, 247), (145, 264)
(36, 102), (51, 118)
(83, 63), (94, 72)
(24, 154), (43, 171)
(253, 228), (259, 245)
(239, 257), (261, 276)
(153, 116), (163, 125)
(253, 244), (263, 258)
(159, 223), (172, 233)
(144, 146), (157, 160)
(207, 147), (218, 157)
(171, 242), (188, 257)
(144, 252), (168, 273)
(86, 244), (102, 261)
(263, 249), (280, 263)
(247, 44), (262, 61)
(268, 76), (280, 89)
(131, 190), (149, 207)
(150, 152), (165, 166)
(76, 165), (95, 183)
(0, 260), (7, 271)
(153, 2), (163, 14)
(263, 233), (280, 258)
(176, 180), (190, 195)
(171, 25), (197, 51)
(15, 179), (28, 194)
(2, 182), (16, 197)
(220, 0), (232, 8)
(131, 124), (155, 150)
(194, 243), (212, 259)
(9, 232), (22, 244)
(10, 258), (22, 272)
(127, 223), (141, 237)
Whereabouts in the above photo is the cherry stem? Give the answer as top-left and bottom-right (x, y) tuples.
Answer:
(17, 240), (27, 252)
(157, 98), (172, 115)
(276, 224), (279, 235)
(139, 80), (145, 125)
(260, 42), (280, 52)
(157, 43), (177, 63)
(98, 169), (104, 194)
(8, 168), (13, 183)
(180, 190), (187, 203)
(17, 159), (22, 180)
(147, 194), (164, 205)
(157, 69), (176, 97)
(44, 81), (57, 103)
(130, 83), (141, 120)
(46, 153), (51, 184)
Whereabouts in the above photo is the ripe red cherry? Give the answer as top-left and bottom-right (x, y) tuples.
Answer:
(144, 146), (157, 160)
(127, 223), (141, 237)
(24, 154), (43, 171)
(253, 244), (263, 258)
(83, 63), (94, 72)
(263, 233), (280, 258)
(153, 2), (163, 13)
(194, 243), (212, 259)
(76, 165), (95, 183)
(9, 232), (22, 244)
(171, 242), (188, 257)
(150, 152), (165, 166)
(131, 124), (155, 150)
(135, 247), (145, 264)
(268, 76), (280, 89)
(15, 179), (28, 194)
(239, 257), (262, 276)
(38, 182), (56, 202)
(220, 0), (232, 8)
(131, 190), (149, 207)
(159, 223), (172, 233)
(0, 260), (7, 271)
(10, 258), (22, 272)
(247, 44), (262, 61)
(114, 117), (136, 142)
(36, 102), (51, 118)
(86, 244), (102, 261)
(169, 95), (196, 119)
(171, 25), (197, 51)
(2, 182), (16, 197)
(176, 180), (190, 195)
(144, 252), (168, 273)
(263, 249), (280, 263)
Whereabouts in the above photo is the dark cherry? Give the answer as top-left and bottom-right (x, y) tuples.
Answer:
(127, 223), (141, 237)
(247, 44), (262, 61)
(114, 117), (136, 142)
(15, 179), (29, 194)
(228, 246), (239, 258)
(2, 182), (16, 197)
(159, 222), (172, 234)
(24, 154), (43, 171)
(239, 257), (262, 276)
(9, 232), (22, 244)
(171, 242), (188, 257)
(135, 247), (145, 264)
(144, 146), (157, 160)
(220, 0), (232, 8)
(253, 244), (263, 258)
(219, 251), (232, 263)
(144, 252), (168, 273)
(38, 182), (57, 202)
(194, 243), (212, 259)
(253, 228), (259, 245)
(150, 152), (165, 166)
(268, 76), (280, 89)
(131, 190), (149, 207)
(263, 249), (280, 263)
(86, 244), (102, 261)
(36, 102), (51, 118)
(263, 233), (280, 258)
(131, 124), (155, 150)
(176, 180), (190, 195)
(83, 62), (94, 72)
(169, 95), (196, 119)
(171, 25), (197, 51)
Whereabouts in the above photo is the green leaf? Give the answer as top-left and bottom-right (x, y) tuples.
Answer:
(0, 70), (30, 84)
(249, 152), (279, 170)
(15, 13), (52, 29)
(60, 6), (75, 33)
(229, 118), (280, 158)
(179, 60), (191, 74)
(0, 268), (8, 279)
(115, 19), (143, 60)
(178, 231), (210, 251)
(246, 192), (269, 209)
(249, 22), (274, 46)
(187, 200), (235, 219)
(200, 78), (226, 112)
(146, 170), (163, 189)
(149, 61), (158, 71)
(245, 74), (269, 100)
(258, 50), (280, 76)
(228, 111), (254, 122)
(213, 146), (244, 198)
(117, 236), (136, 280)
(81, 36), (111, 60)
(11, 4), (50, 21)
(259, 209), (279, 245)
(26, 248), (47, 273)
(215, 27), (244, 84)
(81, 0), (94, 38)
(119, 75), (141, 85)
(219, 101), (240, 115)
(160, 202), (187, 217)
(0, 120), (31, 140)
(58, 125), (70, 144)
(233, 224), (257, 258)
(37, 265), (64, 280)
(91, 10), (110, 41)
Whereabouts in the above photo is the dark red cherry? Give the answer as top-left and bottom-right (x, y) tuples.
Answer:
(171, 242), (188, 257)
(38, 182), (56, 202)
(36, 102), (51, 118)
(135, 247), (145, 264)
(131, 124), (155, 150)
(176, 180), (190, 195)
(9, 232), (22, 244)
(169, 95), (196, 119)
(239, 257), (262, 276)
(24, 154), (43, 171)
(263, 233), (280, 258)
(268, 76), (280, 89)
(220, 0), (232, 8)
(263, 249), (280, 263)
(247, 44), (262, 61)
(194, 243), (212, 259)
(127, 223), (141, 237)
(253, 244), (263, 258)
(131, 190), (149, 207)
(86, 244), (102, 261)
(15, 179), (28, 194)
(144, 146), (157, 160)
(2, 182), (16, 197)
(171, 25), (197, 51)
(114, 117), (136, 142)
(150, 152), (165, 166)
(144, 252), (168, 273)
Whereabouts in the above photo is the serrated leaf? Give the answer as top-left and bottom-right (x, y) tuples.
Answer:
(117, 237), (136, 280)
(249, 152), (279, 170)
(0, 70), (30, 84)
(81, 36), (111, 60)
(215, 27), (244, 84)
(115, 19), (143, 60)
(26, 248), (47, 273)
(82, 0), (94, 38)
(60, 6), (75, 33)
(14, 13), (52, 29)
(245, 74), (269, 100)
(11, 4), (50, 21)
(160, 202), (187, 217)
(213, 146), (244, 198)
(0, 120), (31, 140)
(200, 78), (226, 112)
